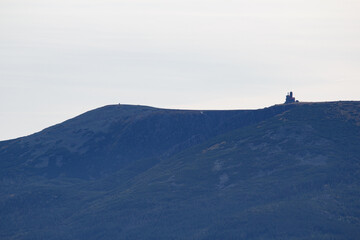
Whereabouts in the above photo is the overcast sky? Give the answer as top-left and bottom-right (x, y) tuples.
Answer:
(1, 0), (360, 140)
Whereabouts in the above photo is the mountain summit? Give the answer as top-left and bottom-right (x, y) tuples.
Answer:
(1, 101), (360, 239)
(0, 104), (293, 180)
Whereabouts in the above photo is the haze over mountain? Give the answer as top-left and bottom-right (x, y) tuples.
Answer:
(2, 0), (360, 141)
(1, 101), (360, 239)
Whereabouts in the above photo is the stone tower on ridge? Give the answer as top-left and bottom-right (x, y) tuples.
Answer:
(285, 91), (298, 104)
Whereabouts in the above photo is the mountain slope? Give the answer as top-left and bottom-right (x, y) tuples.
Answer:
(1, 101), (360, 239)
(0, 104), (292, 179)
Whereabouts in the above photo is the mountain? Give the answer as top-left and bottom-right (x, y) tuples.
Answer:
(1, 101), (360, 239)
(0, 104), (292, 180)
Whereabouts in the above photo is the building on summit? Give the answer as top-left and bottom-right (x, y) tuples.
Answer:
(285, 91), (299, 104)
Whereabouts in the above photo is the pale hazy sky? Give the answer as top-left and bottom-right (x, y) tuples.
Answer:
(1, 0), (360, 140)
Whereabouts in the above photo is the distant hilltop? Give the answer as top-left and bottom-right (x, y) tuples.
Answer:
(1, 101), (360, 239)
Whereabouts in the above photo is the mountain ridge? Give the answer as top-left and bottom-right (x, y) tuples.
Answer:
(0, 103), (295, 180)
(1, 101), (360, 239)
